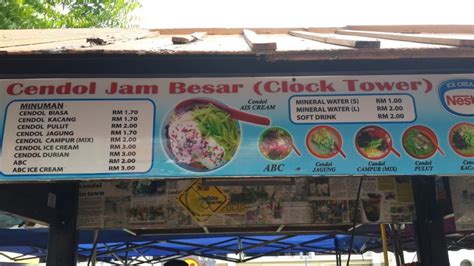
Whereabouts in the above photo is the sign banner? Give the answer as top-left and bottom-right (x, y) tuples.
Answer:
(77, 176), (415, 229)
(0, 74), (473, 180)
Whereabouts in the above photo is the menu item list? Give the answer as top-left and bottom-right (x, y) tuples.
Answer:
(1, 100), (154, 175)
(290, 94), (415, 123)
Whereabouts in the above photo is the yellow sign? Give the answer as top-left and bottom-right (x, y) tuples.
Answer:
(184, 258), (199, 266)
(178, 180), (229, 222)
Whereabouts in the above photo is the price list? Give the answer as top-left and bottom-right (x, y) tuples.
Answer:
(1, 100), (154, 175)
(290, 94), (416, 123)
(108, 109), (146, 172)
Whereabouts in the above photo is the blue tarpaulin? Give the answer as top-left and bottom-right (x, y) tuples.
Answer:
(0, 228), (381, 263)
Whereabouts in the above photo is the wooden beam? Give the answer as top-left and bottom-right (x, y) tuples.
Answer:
(0, 28), (159, 48)
(81, 29), (160, 46)
(243, 29), (277, 52)
(1, 35), (87, 48)
(289, 31), (380, 48)
(346, 25), (474, 34)
(156, 27), (340, 35)
(264, 47), (474, 61)
(336, 29), (474, 47)
(172, 32), (207, 44)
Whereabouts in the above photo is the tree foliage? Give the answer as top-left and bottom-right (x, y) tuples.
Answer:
(0, 0), (141, 29)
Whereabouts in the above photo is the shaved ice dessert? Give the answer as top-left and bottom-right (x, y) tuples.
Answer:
(165, 104), (240, 171)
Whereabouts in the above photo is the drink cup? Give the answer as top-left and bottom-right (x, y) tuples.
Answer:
(361, 193), (382, 222)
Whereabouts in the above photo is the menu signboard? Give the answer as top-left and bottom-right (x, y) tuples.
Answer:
(0, 75), (472, 180)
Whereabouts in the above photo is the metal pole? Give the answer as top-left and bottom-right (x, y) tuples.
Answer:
(380, 224), (389, 266)
(46, 182), (80, 266)
(125, 244), (129, 266)
(237, 236), (244, 262)
(88, 229), (100, 266)
(334, 237), (340, 266)
(412, 176), (450, 266)
(389, 224), (402, 266)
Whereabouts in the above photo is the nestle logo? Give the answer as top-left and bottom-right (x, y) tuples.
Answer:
(438, 79), (474, 117)
(446, 95), (474, 106)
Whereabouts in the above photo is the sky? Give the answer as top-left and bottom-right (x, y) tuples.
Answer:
(137, 0), (474, 28)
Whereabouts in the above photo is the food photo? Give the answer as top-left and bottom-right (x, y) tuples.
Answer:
(163, 98), (270, 172)
(259, 127), (300, 160)
(402, 125), (444, 159)
(355, 126), (400, 160)
(306, 125), (346, 159)
(450, 123), (474, 157)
